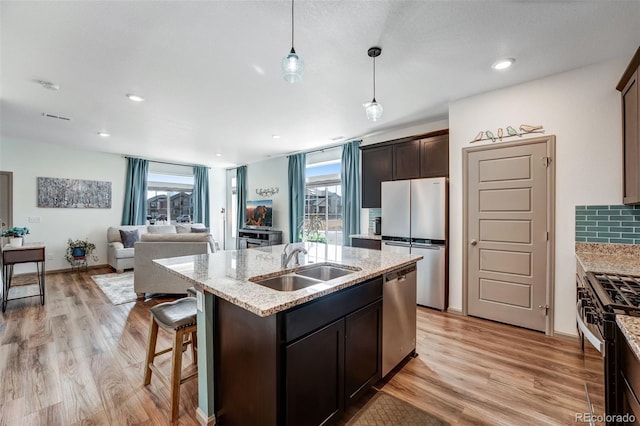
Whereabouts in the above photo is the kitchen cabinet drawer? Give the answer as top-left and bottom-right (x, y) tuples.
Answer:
(618, 47), (640, 205)
(351, 237), (381, 250)
(284, 277), (383, 343)
(618, 325), (640, 423)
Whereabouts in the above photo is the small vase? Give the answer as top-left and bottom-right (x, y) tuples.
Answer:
(9, 237), (23, 247)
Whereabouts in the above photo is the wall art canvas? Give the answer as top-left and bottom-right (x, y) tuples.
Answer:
(37, 177), (112, 208)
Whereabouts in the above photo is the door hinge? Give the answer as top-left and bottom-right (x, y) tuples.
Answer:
(541, 156), (551, 167)
(538, 304), (550, 316)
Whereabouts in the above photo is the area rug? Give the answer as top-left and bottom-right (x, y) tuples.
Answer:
(91, 272), (138, 305)
(346, 392), (448, 426)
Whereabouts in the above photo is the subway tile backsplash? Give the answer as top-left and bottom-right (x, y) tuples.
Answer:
(368, 208), (381, 232)
(575, 205), (640, 244)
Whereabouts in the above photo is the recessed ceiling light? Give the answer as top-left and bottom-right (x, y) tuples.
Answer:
(126, 94), (144, 102)
(272, 135), (281, 139)
(97, 131), (110, 137)
(215, 153), (222, 157)
(491, 58), (515, 70)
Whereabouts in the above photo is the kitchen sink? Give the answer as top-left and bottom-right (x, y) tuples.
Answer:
(250, 274), (321, 292)
(295, 263), (359, 281)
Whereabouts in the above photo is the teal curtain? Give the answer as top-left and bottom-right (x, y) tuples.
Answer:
(341, 140), (361, 246)
(121, 157), (149, 225)
(288, 153), (306, 243)
(193, 166), (210, 227)
(236, 166), (247, 248)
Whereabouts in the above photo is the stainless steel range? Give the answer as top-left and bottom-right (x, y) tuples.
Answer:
(577, 271), (640, 424)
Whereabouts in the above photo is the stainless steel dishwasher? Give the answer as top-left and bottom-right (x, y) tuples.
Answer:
(382, 263), (417, 377)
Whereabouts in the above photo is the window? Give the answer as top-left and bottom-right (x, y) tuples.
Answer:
(147, 170), (194, 224)
(304, 147), (342, 245)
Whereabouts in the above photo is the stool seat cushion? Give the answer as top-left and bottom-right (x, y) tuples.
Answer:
(151, 297), (197, 330)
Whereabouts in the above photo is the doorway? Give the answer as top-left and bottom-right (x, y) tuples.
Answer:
(463, 136), (555, 334)
(0, 171), (13, 230)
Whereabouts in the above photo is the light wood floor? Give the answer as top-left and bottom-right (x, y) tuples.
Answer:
(0, 267), (604, 425)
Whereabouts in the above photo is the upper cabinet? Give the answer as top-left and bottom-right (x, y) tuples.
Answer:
(420, 134), (449, 178)
(362, 145), (393, 208)
(361, 130), (449, 208)
(618, 47), (640, 205)
(393, 140), (421, 180)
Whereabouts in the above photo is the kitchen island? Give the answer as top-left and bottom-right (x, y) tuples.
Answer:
(155, 242), (422, 426)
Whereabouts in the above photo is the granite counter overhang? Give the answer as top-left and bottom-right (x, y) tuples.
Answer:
(154, 242), (422, 317)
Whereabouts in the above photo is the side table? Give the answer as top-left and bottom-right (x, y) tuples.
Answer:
(1, 243), (46, 312)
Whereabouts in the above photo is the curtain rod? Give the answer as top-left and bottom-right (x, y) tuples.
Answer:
(122, 155), (211, 169)
(286, 139), (361, 158)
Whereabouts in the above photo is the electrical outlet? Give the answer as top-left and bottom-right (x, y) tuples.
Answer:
(28, 216), (41, 223)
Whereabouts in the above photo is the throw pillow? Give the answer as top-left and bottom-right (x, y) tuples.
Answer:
(191, 227), (209, 233)
(119, 229), (140, 248)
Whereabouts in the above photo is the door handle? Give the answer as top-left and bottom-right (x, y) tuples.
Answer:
(470, 239), (477, 246)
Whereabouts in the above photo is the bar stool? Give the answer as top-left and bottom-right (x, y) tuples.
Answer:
(143, 297), (198, 422)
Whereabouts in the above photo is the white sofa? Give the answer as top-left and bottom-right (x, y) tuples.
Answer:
(107, 223), (209, 272)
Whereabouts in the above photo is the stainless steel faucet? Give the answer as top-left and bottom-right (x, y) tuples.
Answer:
(281, 243), (307, 268)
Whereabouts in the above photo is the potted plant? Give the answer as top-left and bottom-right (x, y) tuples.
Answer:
(65, 238), (98, 266)
(1, 226), (30, 247)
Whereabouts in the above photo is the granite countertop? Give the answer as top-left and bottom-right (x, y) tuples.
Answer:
(350, 233), (382, 241)
(575, 242), (640, 276)
(154, 242), (421, 317)
(617, 315), (640, 361)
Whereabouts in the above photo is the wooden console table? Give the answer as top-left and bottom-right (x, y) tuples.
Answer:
(2, 243), (46, 312)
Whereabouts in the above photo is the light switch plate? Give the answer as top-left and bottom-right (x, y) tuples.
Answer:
(28, 216), (41, 223)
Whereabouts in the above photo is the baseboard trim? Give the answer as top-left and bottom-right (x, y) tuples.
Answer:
(446, 307), (463, 315)
(196, 408), (215, 426)
(552, 330), (579, 341)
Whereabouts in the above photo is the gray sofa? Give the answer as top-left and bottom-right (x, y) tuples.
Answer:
(106, 223), (209, 272)
(133, 232), (213, 296)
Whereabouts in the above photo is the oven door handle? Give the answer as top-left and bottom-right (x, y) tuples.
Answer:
(576, 301), (604, 354)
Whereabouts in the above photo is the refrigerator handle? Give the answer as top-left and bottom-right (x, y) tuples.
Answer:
(383, 241), (411, 248)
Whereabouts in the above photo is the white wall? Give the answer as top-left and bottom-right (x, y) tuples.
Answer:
(246, 156), (290, 242)
(449, 59), (626, 335)
(210, 167), (227, 249)
(1, 139), (126, 271)
(361, 118), (450, 147)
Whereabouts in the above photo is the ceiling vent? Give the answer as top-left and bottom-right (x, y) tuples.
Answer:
(42, 113), (71, 121)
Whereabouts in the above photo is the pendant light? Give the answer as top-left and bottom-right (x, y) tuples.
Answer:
(282, 0), (304, 83)
(364, 47), (383, 122)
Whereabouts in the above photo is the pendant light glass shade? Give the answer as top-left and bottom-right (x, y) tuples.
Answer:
(283, 0), (303, 83)
(364, 99), (383, 122)
(282, 48), (304, 83)
(364, 47), (383, 121)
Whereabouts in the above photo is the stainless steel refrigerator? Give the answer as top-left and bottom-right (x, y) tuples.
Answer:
(381, 177), (447, 310)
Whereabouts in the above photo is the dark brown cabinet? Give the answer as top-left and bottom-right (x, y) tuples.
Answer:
(214, 277), (383, 425)
(351, 237), (381, 250)
(617, 326), (640, 424)
(420, 134), (449, 178)
(286, 319), (344, 426)
(361, 130), (448, 208)
(618, 47), (640, 205)
(362, 146), (393, 208)
(393, 139), (421, 180)
(345, 300), (382, 404)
